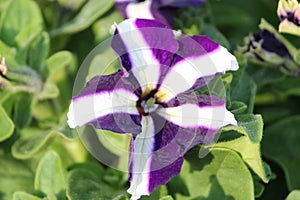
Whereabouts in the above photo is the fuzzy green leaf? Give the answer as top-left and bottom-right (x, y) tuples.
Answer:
(0, 155), (34, 200)
(12, 128), (78, 159)
(66, 168), (126, 200)
(34, 151), (66, 198)
(231, 71), (257, 113)
(168, 148), (254, 200)
(286, 190), (300, 200)
(93, 9), (123, 43)
(50, 0), (114, 36)
(13, 191), (41, 200)
(28, 32), (50, 76)
(216, 115), (270, 182)
(229, 101), (247, 115)
(13, 92), (32, 129)
(0, 105), (14, 141)
(0, 0), (43, 46)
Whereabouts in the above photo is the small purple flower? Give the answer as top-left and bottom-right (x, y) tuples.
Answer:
(114, 0), (204, 26)
(67, 19), (238, 199)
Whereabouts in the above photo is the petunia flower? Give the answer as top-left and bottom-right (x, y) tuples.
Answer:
(67, 19), (238, 200)
(114, 0), (204, 26)
(240, 19), (300, 76)
(277, 0), (300, 36)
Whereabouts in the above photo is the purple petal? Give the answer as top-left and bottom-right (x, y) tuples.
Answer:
(150, 0), (177, 26)
(156, 35), (238, 102)
(111, 19), (178, 92)
(67, 70), (142, 134)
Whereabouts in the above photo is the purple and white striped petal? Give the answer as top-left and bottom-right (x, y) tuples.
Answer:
(156, 36), (238, 102)
(67, 70), (142, 134)
(114, 0), (205, 27)
(125, 0), (154, 20)
(111, 18), (178, 92)
(128, 115), (185, 200)
(156, 93), (237, 130)
(115, 0), (153, 20)
(157, 104), (236, 130)
(127, 116), (156, 200)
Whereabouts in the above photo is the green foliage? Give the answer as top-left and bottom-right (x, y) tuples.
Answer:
(13, 191), (41, 200)
(262, 116), (300, 190)
(50, 0), (114, 36)
(0, 0), (43, 47)
(168, 148), (254, 200)
(66, 167), (126, 199)
(286, 190), (300, 200)
(0, 105), (14, 141)
(0, 0), (299, 199)
(34, 151), (66, 199)
(0, 155), (34, 200)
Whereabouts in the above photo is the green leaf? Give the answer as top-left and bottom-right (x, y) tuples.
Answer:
(0, 0), (43, 46)
(86, 45), (120, 80)
(50, 0), (114, 36)
(216, 115), (270, 183)
(46, 51), (74, 82)
(13, 191), (41, 200)
(286, 190), (300, 200)
(0, 155), (34, 200)
(271, 76), (300, 97)
(28, 32), (50, 76)
(66, 168), (126, 200)
(14, 25), (42, 54)
(34, 151), (66, 198)
(37, 82), (59, 100)
(159, 196), (174, 200)
(140, 186), (168, 200)
(168, 148), (254, 200)
(12, 128), (78, 159)
(13, 92), (33, 129)
(0, 105), (14, 142)
(0, 39), (18, 69)
(253, 174), (265, 198)
(96, 129), (130, 172)
(295, 49), (300, 65)
(229, 101), (247, 115)
(112, 195), (129, 200)
(236, 114), (263, 143)
(262, 115), (300, 190)
(231, 71), (257, 113)
(201, 23), (230, 50)
(93, 9), (123, 42)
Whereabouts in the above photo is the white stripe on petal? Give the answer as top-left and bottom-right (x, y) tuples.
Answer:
(156, 104), (237, 130)
(116, 19), (161, 92)
(67, 89), (139, 128)
(158, 46), (239, 102)
(125, 0), (154, 20)
(128, 116), (155, 200)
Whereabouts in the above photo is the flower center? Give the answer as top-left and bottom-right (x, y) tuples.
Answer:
(136, 89), (160, 116)
(141, 98), (159, 114)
